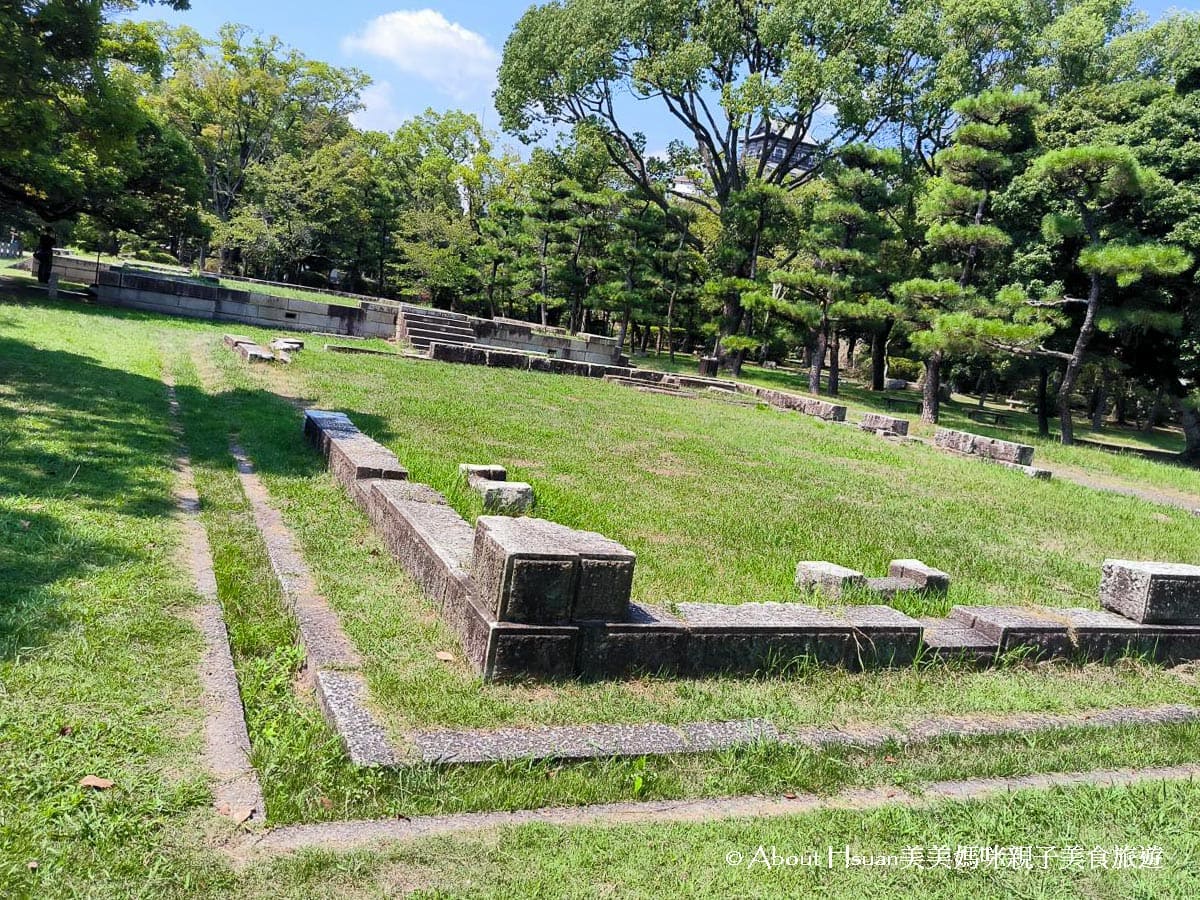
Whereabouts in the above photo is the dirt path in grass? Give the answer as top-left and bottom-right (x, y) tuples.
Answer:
(1047, 461), (1200, 515)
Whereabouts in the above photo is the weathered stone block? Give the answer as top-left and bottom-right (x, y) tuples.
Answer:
(1100, 559), (1200, 624)
(917, 617), (998, 665)
(460, 463), (508, 482)
(468, 476), (535, 514)
(236, 343), (275, 363)
(364, 479), (447, 529)
(860, 412), (910, 436)
(934, 428), (1035, 466)
(949, 605), (1072, 658)
(835, 605), (923, 668)
(488, 623), (581, 680)
(485, 348), (530, 369)
(562, 526), (636, 621)
(430, 342), (488, 366)
(678, 603), (851, 673)
(473, 517), (580, 625)
(574, 604), (689, 678)
(888, 559), (951, 593)
(371, 488), (474, 613)
(795, 561), (866, 598)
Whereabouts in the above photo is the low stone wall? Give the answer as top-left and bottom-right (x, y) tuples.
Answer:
(473, 318), (623, 365)
(739, 386), (848, 422)
(860, 412), (910, 435)
(13, 252), (110, 284)
(934, 428), (1035, 466)
(95, 269), (398, 337)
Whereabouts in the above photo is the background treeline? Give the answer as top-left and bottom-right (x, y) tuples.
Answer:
(3, 1), (1200, 452)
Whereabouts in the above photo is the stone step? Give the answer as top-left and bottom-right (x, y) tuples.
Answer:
(400, 316), (477, 336)
(398, 304), (473, 325)
(402, 327), (477, 348)
(917, 617), (999, 665)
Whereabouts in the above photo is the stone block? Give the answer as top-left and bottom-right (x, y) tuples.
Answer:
(574, 604), (689, 678)
(471, 478), (536, 515)
(527, 355), (553, 373)
(271, 338), (304, 352)
(473, 517), (580, 625)
(678, 603), (851, 673)
(371, 488), (474, 613)
(223, 334), (257, 349)
(430, 343), (488, 366)
(835, 605), (924, 668)
(888, 559), (951, 593)
(795, 561), (866, 598)
(865, 576), (924, 599)
(934, 428), (1035, 466)
(917, 617), (998, 665)
(364, 479), (447, 529)
(949, 605), (1072, 658)
(488, 622), (581, 680)
(485, 348), (530, 369)
(472, 516), (635, 624)
(860, 413), (910, 436)
(460, 463), (507, 481)
(236, 343), (275, 363)
(1099, 559), (1200, 624)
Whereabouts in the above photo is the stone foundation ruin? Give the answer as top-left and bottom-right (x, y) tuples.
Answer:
(304, 410), (1200, 681)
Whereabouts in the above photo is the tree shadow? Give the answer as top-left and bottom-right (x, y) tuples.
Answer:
(0, 324), (390, 659)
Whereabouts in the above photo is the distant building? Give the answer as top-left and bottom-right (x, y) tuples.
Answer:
(670, 174), (705, 198)
(742, 122), (820, 175)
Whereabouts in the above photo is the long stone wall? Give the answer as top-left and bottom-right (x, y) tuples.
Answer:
(473, 318), (624, 365)
(303, 410), (1200, 682)
(95, 269), (398, 338)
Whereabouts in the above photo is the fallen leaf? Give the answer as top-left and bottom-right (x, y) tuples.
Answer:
(79, 775), (114, 790)
(783, 792), (797, 800)
(435, 651), (455, 662)
(884, 756), (898, 763)
(58, 725), (74, 737)
(318, 796), (334, 810)
(26, 861), (38, 872)
(233, 806), (255, 824)
(19, 520), (30, 530)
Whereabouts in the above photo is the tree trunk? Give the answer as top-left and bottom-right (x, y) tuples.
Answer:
(1142, 386), (1166, 434)
(1036, 364), (1051, 437)
(1179, 399), (1200, 464)
(921, 350), (943, 424)
(1091, 372), (1111, 431)
(828, 331), (841, 397)
(1057, 272), (1102, 445)
(870, 321), (892, 391)
(665, 285), (678, 363)
(809, 326), (827, 395)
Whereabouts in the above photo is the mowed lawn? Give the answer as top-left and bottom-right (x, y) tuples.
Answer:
(3, 289), (1200, 898)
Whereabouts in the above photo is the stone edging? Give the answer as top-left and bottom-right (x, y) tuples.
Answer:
(166, 382), (264, 822)
(231, 761), (1200, 861)
(229, 442), (398, 766)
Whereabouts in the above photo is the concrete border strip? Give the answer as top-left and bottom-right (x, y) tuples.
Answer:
(229, 441), (396, 766)
(166, 380), (265, 823)
(235, 761), (1200, 860)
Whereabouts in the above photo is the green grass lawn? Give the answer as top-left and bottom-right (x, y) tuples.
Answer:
(3, 291), (1200, 897)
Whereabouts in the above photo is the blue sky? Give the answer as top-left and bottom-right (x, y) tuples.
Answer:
(130, 1), (1194, 154)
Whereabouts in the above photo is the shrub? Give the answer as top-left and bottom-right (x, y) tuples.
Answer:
(886, 357), (922, 382)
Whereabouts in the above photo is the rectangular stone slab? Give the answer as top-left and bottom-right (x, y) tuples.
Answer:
(1100, 559), (1200, 624)
(372, 490), (475, 613)
(468, 476), (535, 515)
(934, 428), (1035, 466)
(833, 605), (923, 668)
(889, 559), (951, 593)
(1043, 607), (1200, 663)
(473, 517), (580, 625)
(575, 603), (689, 678)
(917, 617), (998, 665)
(459, 463), (508, 482)
(795, 561), (866, 598)
(678, 602), (851, 673)
(860, 412), (910, 436)
(949, 605), (1072, 658)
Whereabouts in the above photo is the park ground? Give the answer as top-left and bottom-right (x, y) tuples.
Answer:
(3, 277), (1200, 898)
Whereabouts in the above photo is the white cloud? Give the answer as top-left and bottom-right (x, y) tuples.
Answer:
(342, 9), (499, 101)
(351, 81), (409, 133)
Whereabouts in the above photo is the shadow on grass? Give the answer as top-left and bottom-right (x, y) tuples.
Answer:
(0, 319), (388, 659)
